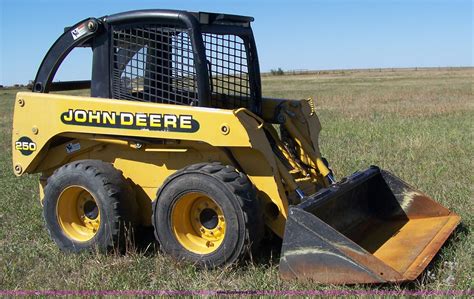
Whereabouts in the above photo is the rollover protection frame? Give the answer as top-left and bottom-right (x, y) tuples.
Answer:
(32, 9), (262, 114)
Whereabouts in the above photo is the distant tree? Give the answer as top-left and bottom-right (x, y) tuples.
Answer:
(270, 67), (285, 76)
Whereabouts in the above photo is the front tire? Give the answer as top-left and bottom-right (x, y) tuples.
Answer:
(152, 162), (263, 268)
(42, 160), (137, 252)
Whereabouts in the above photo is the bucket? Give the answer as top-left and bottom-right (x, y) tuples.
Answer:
(279, 166), (460, 284)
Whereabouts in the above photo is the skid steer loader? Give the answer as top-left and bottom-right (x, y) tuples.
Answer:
(12, 9), (460, 284)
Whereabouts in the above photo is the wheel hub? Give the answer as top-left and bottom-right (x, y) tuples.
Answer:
(199, 208), (218, 229)
(83, 200), (99, 220)
(171, 192), (226, 254)
(57, 186), (101, 242)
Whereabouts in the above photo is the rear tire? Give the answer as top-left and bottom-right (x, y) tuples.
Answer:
(42, 160), (137, 252)
(152, 162), (263, 268)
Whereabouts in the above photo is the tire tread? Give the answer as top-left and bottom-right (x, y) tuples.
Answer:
(43, 159), (137, 252)
(153, 162), (263, 266)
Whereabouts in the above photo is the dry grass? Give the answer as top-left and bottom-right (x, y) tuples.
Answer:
(264, 68), (472, 118)
(0, 68), (472, 293)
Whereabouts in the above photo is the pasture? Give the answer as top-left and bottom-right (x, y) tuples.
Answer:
(0, 68), (472, 292)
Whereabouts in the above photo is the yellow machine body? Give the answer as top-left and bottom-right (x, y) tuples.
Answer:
(12, 91), (460, 284)
(12, 92), (327, 236)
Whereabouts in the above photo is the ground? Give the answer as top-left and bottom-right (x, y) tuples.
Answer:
(0, 68), (472, 293)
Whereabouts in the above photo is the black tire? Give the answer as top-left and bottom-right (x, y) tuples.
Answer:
(42, 159), (138, 252)
(152, 162), (263, 268)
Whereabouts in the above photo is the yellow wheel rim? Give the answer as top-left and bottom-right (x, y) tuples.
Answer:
(171, 192), (226, 254)
(56, 186), (100, 242)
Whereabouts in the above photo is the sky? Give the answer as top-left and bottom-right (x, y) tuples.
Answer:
(0, 0), (472, 85)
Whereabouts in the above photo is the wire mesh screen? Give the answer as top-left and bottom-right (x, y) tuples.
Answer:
(202, 33), (250, 109)
(112, 26), (198, 105)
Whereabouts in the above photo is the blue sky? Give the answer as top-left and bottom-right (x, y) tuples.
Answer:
(0, 0), (472, 85)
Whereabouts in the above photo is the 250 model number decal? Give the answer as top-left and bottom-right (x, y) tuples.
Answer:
(61, 109), (200, 132)
(15, 136), (37, 156)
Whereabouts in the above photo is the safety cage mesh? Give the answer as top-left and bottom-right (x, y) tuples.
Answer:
(112, 25), (198, 105)
(203, 33), (250, 109)
(111, 25), (251, 109)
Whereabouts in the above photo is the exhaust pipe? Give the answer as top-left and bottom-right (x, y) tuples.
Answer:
(279, 166), (460, 284)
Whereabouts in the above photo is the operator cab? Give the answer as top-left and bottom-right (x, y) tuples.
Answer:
(33, 10), (262, 114)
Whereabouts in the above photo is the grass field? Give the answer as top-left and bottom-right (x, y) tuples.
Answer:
(1, 68), (472, 292)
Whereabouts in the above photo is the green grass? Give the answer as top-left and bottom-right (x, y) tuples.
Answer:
(1, 68), (473, 292)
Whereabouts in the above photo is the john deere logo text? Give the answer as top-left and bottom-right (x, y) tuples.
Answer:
(15, 136), (37, 156)
(61, 109), (199, 132)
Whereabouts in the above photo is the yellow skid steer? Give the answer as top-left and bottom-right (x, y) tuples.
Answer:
(11, 9), (459, 284)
